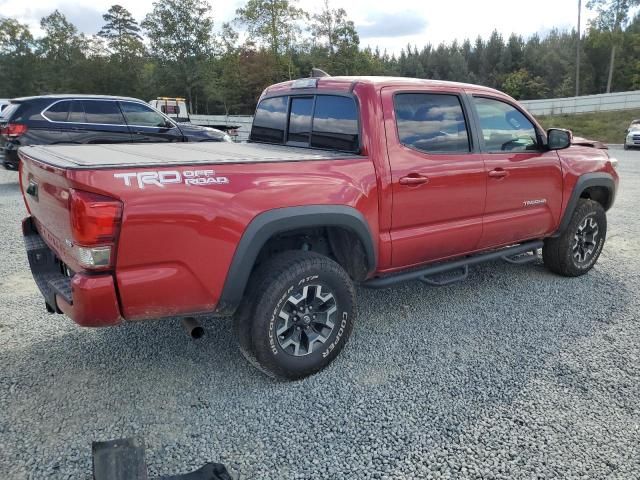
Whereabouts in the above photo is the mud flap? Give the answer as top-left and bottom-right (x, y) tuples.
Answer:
(92, 437), (233, 480)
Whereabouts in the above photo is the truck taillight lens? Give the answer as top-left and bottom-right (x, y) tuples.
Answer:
(0, 123), (28, 137)
(70, 190), (122, 245)
(69, 190), (122, 269)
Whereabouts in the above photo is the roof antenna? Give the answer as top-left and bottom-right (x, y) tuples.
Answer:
(310, 68), (330, 78)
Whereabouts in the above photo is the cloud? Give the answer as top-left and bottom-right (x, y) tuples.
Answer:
(357, 11), (427, 38)
(7, 3), (105, 36)
(61, 5), (104, 35)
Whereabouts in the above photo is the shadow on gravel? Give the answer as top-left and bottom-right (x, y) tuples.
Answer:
(2, 256), (633, 479)
(9, 258), (631, 397)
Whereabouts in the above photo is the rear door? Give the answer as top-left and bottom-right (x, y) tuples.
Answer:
(17, 100), (72, 145)
(119, 101), (184, 143)
(65, 100), (133, 144)
(382, 87), (487, 268)
(469, 95), (563, 248)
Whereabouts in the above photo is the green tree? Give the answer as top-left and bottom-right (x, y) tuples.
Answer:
(587, 0), (640, 91)
(142, 0), (215, 111)
(235, 0), (306, 58)
(37, 10), (87, 92)
(0, 17), (36, 96)
(502, 68), (549, 99)
(98, 5), (144, 59)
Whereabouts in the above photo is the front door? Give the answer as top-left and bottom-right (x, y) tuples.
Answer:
(382, 88), (487, 269)
(470, 95), (563, 249)
(120, 101), (184, 143)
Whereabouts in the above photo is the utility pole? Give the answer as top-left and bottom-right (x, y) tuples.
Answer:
(576, 0), (581, 97)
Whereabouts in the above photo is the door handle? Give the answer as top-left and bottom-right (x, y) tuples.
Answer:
(399, 175), (429, 185)
(488, 169), (508, 178)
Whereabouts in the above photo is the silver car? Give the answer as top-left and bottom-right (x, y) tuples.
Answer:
(625, 119), (640, 150)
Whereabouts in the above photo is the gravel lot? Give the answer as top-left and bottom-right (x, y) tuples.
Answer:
(1, 148), (639, 479)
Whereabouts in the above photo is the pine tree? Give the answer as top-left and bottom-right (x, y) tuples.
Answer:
(98, 5), (144, 59)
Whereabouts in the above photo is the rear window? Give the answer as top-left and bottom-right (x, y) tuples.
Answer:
(311, 96), (359, 152)
(251, 96), (289, 143)
(160, 104), (180, 115)
(0, 103), (19, 120)
(82, 100), (125, 125)
(43, 101), (71, 122)
(250, 94), (360, 153)
(288, 97), (313, 144)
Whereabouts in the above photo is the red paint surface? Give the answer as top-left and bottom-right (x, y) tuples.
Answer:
(19, 77), (619, 326)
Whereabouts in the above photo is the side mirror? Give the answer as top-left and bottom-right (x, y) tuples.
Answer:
(547, 128), (571, 150)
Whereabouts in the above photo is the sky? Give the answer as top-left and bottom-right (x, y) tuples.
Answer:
(0, 0), (595, 55)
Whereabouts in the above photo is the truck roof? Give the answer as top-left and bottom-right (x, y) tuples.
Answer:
(265, 76), (505, 96)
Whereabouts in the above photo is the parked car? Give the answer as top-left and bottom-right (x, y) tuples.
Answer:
(18, 76), (618, 380)
(624, 119), (640, 150)
(1, 95), (230, 170)
(0, 99), (10, 113)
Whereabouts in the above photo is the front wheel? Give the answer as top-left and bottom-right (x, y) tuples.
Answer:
(234, 251), (356, 380)
(543, 199), (607, 277)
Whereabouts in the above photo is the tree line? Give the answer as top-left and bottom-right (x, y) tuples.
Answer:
(0, 0), (638, 115)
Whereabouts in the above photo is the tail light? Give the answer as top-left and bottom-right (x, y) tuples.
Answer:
(0, 123), (28, 138)
(69, 189), (122, 269)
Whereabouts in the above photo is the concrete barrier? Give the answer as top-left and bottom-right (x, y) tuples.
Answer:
(520, 90), (640, 116)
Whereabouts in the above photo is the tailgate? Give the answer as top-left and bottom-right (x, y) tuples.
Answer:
(20, 152), (83, 272)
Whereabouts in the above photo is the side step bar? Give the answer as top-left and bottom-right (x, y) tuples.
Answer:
(363, 240), (543, 289)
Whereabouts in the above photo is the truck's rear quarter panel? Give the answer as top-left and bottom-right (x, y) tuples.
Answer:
(20, 144), (378, 321)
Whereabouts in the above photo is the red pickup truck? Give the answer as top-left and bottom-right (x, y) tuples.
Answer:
(18, 76), (618, 379)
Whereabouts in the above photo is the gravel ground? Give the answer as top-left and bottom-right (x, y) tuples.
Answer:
(1, 147), (639, 479)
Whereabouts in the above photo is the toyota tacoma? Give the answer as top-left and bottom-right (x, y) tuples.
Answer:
(18, 76), (619, 379)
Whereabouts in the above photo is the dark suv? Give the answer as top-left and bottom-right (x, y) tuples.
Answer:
(0, 95), (230, 170)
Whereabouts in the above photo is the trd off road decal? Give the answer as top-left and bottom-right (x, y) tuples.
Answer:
(114, 169), (229, 188)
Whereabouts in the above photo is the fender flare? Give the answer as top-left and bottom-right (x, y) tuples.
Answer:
(554, 172), (616, 236)
(215, 205), (376, 315)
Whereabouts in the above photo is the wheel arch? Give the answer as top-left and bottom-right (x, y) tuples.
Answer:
(216, 205), (376, 315)
(553, 172), (616, 237)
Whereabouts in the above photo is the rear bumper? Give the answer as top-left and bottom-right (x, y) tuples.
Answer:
(23, 217), (122, 327)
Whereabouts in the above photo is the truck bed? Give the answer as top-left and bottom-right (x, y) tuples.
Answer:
(19, 142), (357, 169)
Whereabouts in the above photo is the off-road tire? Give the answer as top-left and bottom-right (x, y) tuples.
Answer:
(543, 199), (607, 277)
(233, 251), (356, 380)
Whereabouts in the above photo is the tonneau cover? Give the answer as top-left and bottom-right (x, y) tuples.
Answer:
(19, 142), (358, 169)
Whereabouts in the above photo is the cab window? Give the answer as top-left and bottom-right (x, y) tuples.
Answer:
(473, 97), (538, 152)
(394, 93), (470, 153)
(287, 97), (313, 144)
(251, 96), (289, 143)
(250, 94), (359, 153)
(311, 96), (359, 152)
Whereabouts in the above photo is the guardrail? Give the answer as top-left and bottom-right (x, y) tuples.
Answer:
(190, 115), (253, 141)
(519, 90), (640, 116)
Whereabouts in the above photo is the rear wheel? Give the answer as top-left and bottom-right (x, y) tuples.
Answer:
(234, 251), (356, 380)
(543, 199), (607, 277)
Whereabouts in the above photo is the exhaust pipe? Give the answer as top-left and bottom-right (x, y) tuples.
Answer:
(181, 317), (204, 339)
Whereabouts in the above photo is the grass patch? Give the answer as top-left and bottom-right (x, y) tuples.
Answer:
(535, 109), (640, 144)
